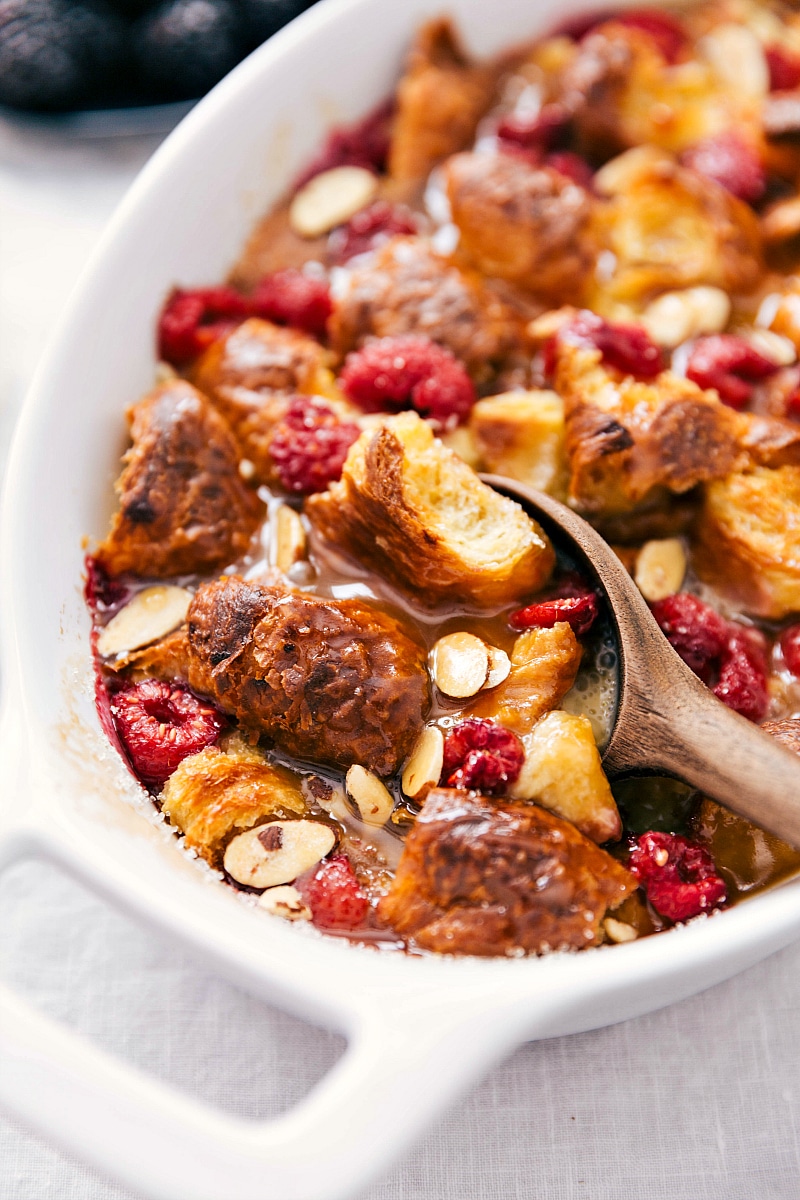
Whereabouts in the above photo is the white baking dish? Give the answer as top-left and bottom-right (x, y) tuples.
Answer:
(1, 1), (799, 1197)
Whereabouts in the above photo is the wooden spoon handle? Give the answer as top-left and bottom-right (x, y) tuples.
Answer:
(608, 670), (800, 849)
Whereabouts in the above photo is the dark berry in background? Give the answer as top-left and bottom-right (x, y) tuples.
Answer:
(132, 0), (245, 101)
(104, 0), (157, 16)
(238, 0), (314, 46)
(0, 0), (126, 111)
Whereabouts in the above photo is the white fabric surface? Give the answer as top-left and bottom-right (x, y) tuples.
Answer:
(1, 114), (799, 1200)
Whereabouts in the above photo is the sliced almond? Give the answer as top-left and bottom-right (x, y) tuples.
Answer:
(634, 538), (686, 603)
(744, 328), (797, 367)
(97, 585), (191, 659)
(401, 726), (444, 800)
(239, 458), (256, 481)
(604, 917), (638, 944)
(593, 145), (672, 197)
(430, 632), (489, 699)
(289, 166), (378, 238)
(642, 287), (730, 348)
(483, 645), (511, 690)
(700, 24), (768, 97)
(258, 884), (311, 921)
(274, 505), (307, 574)
(761, 196), (800, 246)
(346, 765), (394, 827)
(223, 820), (335, 889)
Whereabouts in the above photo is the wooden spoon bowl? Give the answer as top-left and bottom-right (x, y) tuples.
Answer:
(485, 476), (800, 850)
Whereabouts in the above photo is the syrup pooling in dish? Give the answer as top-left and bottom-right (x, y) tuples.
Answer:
(87, 1), (800, 955)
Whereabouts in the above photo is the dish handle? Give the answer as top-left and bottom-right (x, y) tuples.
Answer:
(0, 967), (539, 1200)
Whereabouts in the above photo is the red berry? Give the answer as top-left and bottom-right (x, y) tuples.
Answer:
(685, 334), (778, 410)
(298, 854), (369, 930)
(111, 679), (226, 787)
(84, 554), (129, 614)
(441, 719), (524, 793)
(496, 103), (569, 151)
(556, 310), (663, 380)
(157, 286), (249, 366)
(269, 396), (360, 494)
(294, 98), (394, 187)
(339, 335), (476, 432)
(713, 630), (769, 723)
(681, 133), (766, 204)
(629, 831), (727, 922)
(650, 593), (730, 683)
(612, 9), (688, 63)
(251, 269), (332, 339)
(546, 151), (594, 188)
(779, 623), (800, 676)
(328, 200), (418, 263)
(766, 45), (800, 92)
(509, 593), (599, 637)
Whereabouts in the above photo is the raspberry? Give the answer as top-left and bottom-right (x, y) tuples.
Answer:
(111, 679), (226, 788)
(339, 336), (476, 432)
(509, 593), (599, 637)
(779, 623), (800, 676)
(268, 397), (360, 494)
(680, 133), (766, 204)
(611, 9), (688, 63)
(685, 334), (778, 410)
(84, 554), (129, 614)
(766, 46), (800, 92)
(629, 831), (727, 922)
(328, 200), (418, 263)
(441, 719), (524, 793)
(546, 151), (594, 189)
(158, 286), (248, 366)
(298, 854), (369, 931)
(713, 630), (769, 723)
(650, 593), (730, 683)
(294, 98), (394, 187)
(555, 310), (663, 380)
(496, 103), (569, 151)
(251, 269), (332, 338)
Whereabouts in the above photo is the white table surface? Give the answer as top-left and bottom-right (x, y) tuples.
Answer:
(1, 114), (799, 1200)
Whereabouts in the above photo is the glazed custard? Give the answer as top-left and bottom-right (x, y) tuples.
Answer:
(87, 1), (800, 955)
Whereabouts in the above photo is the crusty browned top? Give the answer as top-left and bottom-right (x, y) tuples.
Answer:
(185, 576), (430, 776)
(379, 788), (635, 955)
(95, 379), (262, 578)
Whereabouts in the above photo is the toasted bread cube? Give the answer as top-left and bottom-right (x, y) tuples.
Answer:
(694, 466), (800, 618)
(469, 390), (568, 498)
(510, 710), (621, 844)
(468, 624), (582, 735)
(556, 342), (746, 516)
(306, 412), (555, 608)
(590, 163), (761, 310)
(161, 737), (306, 867)
(389, 20), (495, 183)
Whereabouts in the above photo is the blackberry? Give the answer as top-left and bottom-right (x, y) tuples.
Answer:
(132, 0), (245, 101)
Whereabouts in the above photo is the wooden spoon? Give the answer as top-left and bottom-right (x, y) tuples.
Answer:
(485, 476), (800, 850)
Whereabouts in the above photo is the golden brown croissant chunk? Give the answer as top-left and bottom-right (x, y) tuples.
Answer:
(161, 737), (305, 867)
(555, 342), (747, 516)
(590, 161), (761, 309)
(469, 390), (568, 499)
(510, 710), (621, 844)
(95, 380), (262, 578)
(185, 575), (429, 776)
(306, 412), (555, 609)
(329, 236), (525, 384)
(694, 466), (800, 619)
(378, 788), (636, 955)
(389, 19), (496, 183)
(762, 718), (800, 757)
(468, 624), (582, 734)
(444, 153), (595, 302)
(190, 318), (336, 484)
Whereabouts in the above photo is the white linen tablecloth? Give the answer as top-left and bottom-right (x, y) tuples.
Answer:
(1, 116), (799, 1200)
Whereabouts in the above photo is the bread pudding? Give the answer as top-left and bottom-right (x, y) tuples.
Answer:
(87, 1), (800, 955)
